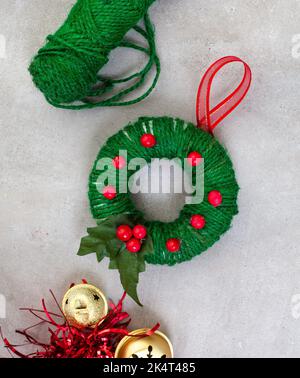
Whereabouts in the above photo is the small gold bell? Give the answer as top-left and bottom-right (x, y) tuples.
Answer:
(115, 329), (174, 358)
(62, 283), (108, 329)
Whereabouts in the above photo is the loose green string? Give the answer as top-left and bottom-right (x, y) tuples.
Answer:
(47, 15), (160, 110)
(29, 0), (159, 110)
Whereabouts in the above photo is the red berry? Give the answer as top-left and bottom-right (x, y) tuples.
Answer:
(190, 215), (206, 230)
(188, 151), (203, 166)
(208, 190), (223, 207)
(112, 156), (126, 170)
(126, 238), (142, 253)
(103, 186), (117, 200)
(116, 225), (133, 242)
(133, 225), (147, 240)
(166, 238), (181, 253)
(140, 134), (156, 148)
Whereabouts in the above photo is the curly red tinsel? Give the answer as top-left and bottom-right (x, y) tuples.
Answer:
(1, 291), (133, 358)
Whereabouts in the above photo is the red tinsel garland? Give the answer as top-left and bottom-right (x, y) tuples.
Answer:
(1, 291), (158, 358)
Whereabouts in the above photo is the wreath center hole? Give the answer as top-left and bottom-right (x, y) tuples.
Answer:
(130, 159), (193, 222)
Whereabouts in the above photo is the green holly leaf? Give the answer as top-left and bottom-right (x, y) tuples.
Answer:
(108, 236), (154, 306)
(78, 236), (107, 262)
(87, 224), (115, 241)
(111, 245), (143, 306)
(95, 244), (107, 263)
(106, 238), (123, 258)
(78, 235), (105, 256)
(109, 259), (118, 270)
(78, 214), (133, 258)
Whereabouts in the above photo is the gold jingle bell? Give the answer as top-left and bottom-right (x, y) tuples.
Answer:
(115, 329), (174, 358)
(62, 283), (108, 329)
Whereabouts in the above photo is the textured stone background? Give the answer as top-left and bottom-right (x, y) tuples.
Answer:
(0, 0), (300, 358)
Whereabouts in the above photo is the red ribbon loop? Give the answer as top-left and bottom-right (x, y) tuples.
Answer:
(196, 56), (252, 134)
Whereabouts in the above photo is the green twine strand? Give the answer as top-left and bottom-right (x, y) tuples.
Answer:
(29, 0), (159, 110)
(89, 117), (239, 266)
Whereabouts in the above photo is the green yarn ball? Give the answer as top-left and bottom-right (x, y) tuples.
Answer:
(89, 117), (239, 266)
(29, 0), (158, 109)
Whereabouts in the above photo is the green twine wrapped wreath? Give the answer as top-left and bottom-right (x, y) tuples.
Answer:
(89, 116), (239, 265)
(78, 57), (252, 305)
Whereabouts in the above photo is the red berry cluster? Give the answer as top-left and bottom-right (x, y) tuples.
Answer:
(116, 224), (147, 253)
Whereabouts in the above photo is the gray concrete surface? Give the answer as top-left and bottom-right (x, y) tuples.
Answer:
(0, 0), (300, 358)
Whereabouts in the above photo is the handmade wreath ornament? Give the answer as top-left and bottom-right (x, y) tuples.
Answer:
(79, 57), (252, 304)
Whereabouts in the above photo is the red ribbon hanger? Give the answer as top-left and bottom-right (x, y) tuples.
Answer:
(196, 56), (252, 134)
